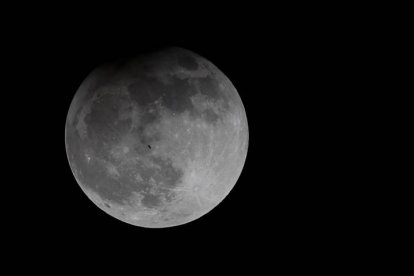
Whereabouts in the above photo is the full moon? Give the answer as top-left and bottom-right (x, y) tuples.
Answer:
(65, 47), (248, 228)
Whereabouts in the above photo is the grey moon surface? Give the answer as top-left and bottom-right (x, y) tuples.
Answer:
(65, 47), (248, 228)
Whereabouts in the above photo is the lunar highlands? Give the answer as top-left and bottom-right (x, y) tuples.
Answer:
(65, 47), (248, 228)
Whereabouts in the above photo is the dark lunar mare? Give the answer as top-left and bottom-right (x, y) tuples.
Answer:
(128, 75), (196, 115)
(128, 74), (230, 124)
(177, 53), (199, 70)
(66, 77), (187, 209)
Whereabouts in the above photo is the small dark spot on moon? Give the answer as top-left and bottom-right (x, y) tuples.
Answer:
(75, 152), (184, 210)
(141, 193), (161, 208)
(198, 76), (219, 100)
(177, 54), (198, 71)
(202, 109), (221, 124)
(128, 77), (166, 107)
(147, 145), (151, 149)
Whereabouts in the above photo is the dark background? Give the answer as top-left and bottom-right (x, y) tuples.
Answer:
(4, 4), (374, 268)
(14, 13), (275, 245)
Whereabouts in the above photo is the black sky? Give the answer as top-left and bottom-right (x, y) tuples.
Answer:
(4, 4), (363, 266)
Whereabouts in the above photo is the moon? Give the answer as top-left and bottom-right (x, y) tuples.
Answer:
(65, 47), (248, 228)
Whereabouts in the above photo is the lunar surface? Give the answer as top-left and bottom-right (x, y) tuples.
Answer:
(65, 47), (248, 228)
